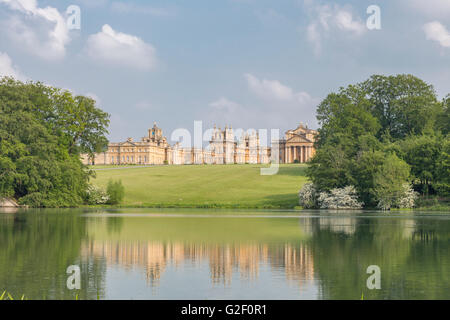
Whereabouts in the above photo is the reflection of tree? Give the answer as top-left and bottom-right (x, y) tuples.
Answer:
(106, 217), (124, 235)
(308, 217), (450, 299)
(0, 210), (106, 300)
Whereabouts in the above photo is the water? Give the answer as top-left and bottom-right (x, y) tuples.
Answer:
(0, 208), (449, 300)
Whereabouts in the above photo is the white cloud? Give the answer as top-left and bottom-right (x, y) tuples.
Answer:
(423, 21), (450, 48)
(244, 73), (315, 105)
(0, 51), (25, 80)
(204, 75), (320, 131)
(304, 3), (366, 55)
(207, 97), (253, 130)
(335, 10), (366, 35)
(85, 24), (157, 70)
(209, 97), (240, 112)
(0, 0), (70, 60)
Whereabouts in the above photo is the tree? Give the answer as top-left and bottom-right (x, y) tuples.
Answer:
(316, 88), (380, 150)
(0, 77), (110, 207)
(435, 137), (450, 196)
(397, 133), (442, 194)
(52, 92), (110, 156)
(308, 74), (448, 207)
(372, 154), (411, 210)
(106, 180), (125, 205)
(361, 75), (441, 139)
(437, 95), (450, 135)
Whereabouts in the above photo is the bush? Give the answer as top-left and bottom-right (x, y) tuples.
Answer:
(396, 183), (419, 209)
(106, 179), (125, 205)
(298, 183), (318, 208)
(317, 186), (363, 209)
(85, 185), (109, 205)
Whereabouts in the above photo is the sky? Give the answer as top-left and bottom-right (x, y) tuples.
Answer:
(0, 0), (449, 144)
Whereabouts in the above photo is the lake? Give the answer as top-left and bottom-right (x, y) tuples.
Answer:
(0, 208), (449, 300)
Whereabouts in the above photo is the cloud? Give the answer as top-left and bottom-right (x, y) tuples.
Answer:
(85, 24), (157, 70)
(209, 97), (240, 113)
(0, 0), (70, 60)
(423, 21), (450, 48)
(0, 51), (25, 80)
(207, 97), (254, 131)
(304, 2), (366, 55)
(204, 75), (320, 132)
(244, 73), (315, 106)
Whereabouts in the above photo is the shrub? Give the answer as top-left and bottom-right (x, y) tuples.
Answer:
(298, 183), (318, 208)
(396, 183), (419, 208)
(106, 179), (125, 205)
(85, 185), (109, 205)
(317, 186), (363, 209)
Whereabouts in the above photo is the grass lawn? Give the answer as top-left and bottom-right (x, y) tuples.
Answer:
(90, 164), (308, 209)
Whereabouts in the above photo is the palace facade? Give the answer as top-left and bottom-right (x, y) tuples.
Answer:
(275, 123), (317, 164)
(81, 122), (317, 166)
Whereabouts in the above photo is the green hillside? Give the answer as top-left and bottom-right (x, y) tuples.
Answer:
(90, 164), (308, 209)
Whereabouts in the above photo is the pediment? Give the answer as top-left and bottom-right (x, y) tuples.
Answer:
(119, 141), (137, 147)
(286, 135), (312, 144)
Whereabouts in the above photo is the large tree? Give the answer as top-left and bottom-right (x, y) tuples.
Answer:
(0, 77), (110, 207)
(360, 74), (441, 139)
(308, 74), (448, 207)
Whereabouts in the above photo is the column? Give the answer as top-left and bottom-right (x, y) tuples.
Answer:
(298, 146), (302, 163)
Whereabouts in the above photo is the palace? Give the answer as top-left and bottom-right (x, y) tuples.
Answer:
(81, 122), (317, 166)
(276, 122), (317, 164)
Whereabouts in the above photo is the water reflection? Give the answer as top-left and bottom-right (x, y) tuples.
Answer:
(0, 209), (449, 300)
(81, 240), (314, 288)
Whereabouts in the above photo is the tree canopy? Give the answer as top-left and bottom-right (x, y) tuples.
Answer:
(0, 77), (110, 207)
(307, 74), (450, 208)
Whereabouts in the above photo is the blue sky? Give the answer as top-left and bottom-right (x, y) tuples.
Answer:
(0, 0), (449, 143)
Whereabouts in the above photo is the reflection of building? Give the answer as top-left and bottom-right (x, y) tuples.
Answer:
(81, 123), (271, 165)
(275, 123), (318, 163)
(81, 240), (315, 288)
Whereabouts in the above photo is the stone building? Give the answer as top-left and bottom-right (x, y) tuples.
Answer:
(275, 123), (317, 164)
(82, 123), (272, 166)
